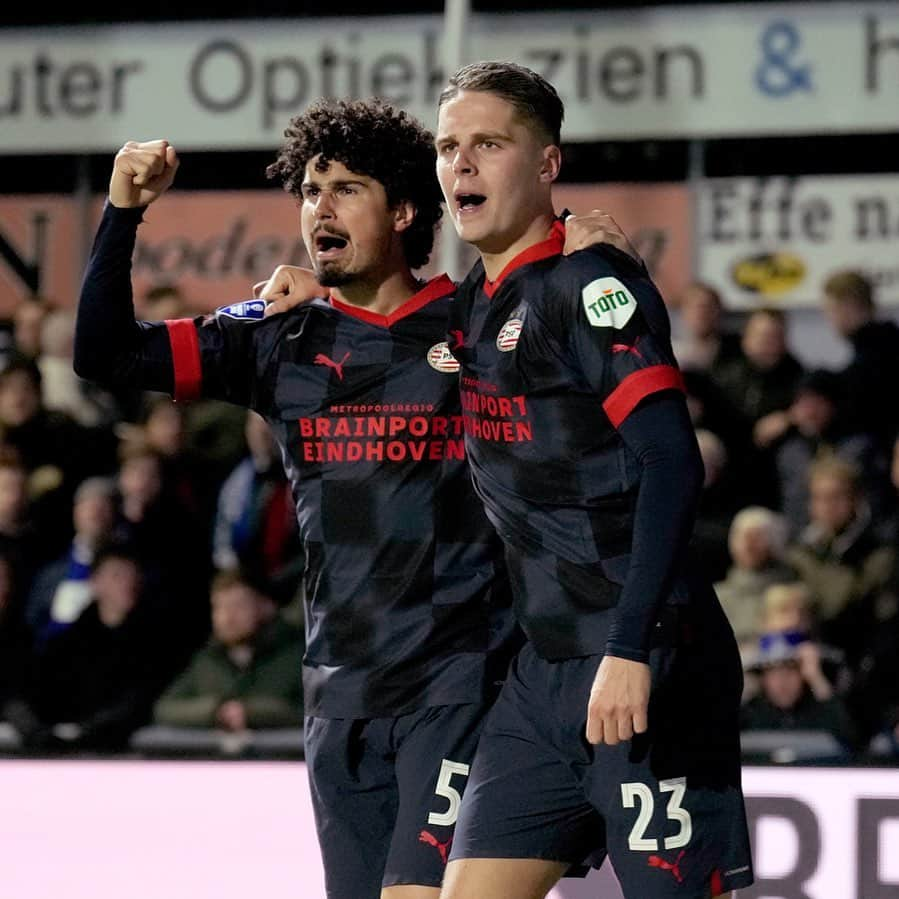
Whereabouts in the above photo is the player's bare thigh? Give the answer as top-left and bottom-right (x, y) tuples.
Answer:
(382, 886), (441, 899)
(439, 858), (569, 899)
(438, 860), (737, 899)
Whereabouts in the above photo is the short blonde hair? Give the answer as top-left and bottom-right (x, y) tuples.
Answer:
(764, 582), (811, 617)
(823, 270), (873, 310)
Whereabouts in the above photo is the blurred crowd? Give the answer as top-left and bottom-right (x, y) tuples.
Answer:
(0, 284), (304, 755)
(676, 270), (899, 761)
(0, 268), (898, 763)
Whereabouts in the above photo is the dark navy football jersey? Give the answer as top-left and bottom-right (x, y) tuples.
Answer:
(77, 204), (515, 718)
(448, 220), (692, 660)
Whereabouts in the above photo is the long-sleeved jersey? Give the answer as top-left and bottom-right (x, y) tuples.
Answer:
(76, 203), (517, 717)
(448, 219), (706, 662)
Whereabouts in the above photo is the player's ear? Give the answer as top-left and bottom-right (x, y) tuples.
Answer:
(393, 200), (416, 233)
(539, 145), (561, 184)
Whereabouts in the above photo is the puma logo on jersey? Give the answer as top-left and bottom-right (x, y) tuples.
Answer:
(611, 336), (645, 360)
(648, 850), (686, 883)
(419, 830), (452, 865)
(314, 351), (351, 381)
(582, 277), (637, 328)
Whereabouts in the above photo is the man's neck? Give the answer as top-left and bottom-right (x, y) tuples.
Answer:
(480, 210), (558, 283)
(331, 268), (422, 317)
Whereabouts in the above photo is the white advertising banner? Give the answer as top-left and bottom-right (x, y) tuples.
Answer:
(0, 2), (897, 151)
(697, 174), (899, 309)
(1, 761), (897, 899)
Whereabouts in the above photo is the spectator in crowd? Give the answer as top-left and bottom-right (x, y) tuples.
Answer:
(12, 295), (48, 360)
(714, 308), (804, 429)
(128, 395), (209, 522)
(821, 269), (899, 450)
(213, 411), (303, 606)
(0, 552), (35, 730)
(715, 506), (794, 659)
(26, 476), (118, 648)
(0, 446), (39, 590)
(683, 365), (775, 509)
(0, 352), (117, 559)
(10, 543), (167, 752)
(758, 582), (849, 696)
(760, 369), (887, 536)
(670, 281), (742, 373)
(153, 570), (303, 731)
(787, 457), (894, 657)
(740, 630), (858, 752)
(115, 441), (211, 657)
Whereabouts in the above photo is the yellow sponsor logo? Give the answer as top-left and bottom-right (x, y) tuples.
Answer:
(731, 252), (806, 297)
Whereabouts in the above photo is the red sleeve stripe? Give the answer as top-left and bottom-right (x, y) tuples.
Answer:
(602, 364), (685, 428)
(165, 319), (202, 402)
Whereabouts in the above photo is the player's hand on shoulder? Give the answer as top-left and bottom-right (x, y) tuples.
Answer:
(255, 265), (325, 317)
(563, 209), (643, 267)
(586, 654), (651, 746)
(109, 139), (179, 209)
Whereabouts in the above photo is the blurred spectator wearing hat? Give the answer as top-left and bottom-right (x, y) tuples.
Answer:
(756, 582), (850, 696)
(740, 629), (858, 752)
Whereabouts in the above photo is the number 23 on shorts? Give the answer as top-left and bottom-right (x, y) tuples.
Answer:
(621, 777), (693, 851)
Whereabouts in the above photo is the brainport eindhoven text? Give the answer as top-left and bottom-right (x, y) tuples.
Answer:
(298, 404), (532, 462)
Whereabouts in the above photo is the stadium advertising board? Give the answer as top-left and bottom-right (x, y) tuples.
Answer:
(1, 762), (897, 898)
(0, 3), (897, 150)
(697, 174), (899, 308)
(0, 184), (691, 314)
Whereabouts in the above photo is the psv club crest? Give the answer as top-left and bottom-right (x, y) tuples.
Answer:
(496, 318), (523, 352)
(427, 342), (461, 373)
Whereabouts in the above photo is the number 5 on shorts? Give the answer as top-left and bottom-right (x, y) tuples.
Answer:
(621, 777), (693, 851)
(428, 759), (470, 826)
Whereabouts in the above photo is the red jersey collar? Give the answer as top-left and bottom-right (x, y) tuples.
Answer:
(483, 219), (566, 299)
(329, 273), (455, 328)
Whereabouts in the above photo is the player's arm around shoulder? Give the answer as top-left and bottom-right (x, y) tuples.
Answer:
(553, 243), (665, 327)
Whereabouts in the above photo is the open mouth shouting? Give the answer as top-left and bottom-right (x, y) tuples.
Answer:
(454, 192), (487, 218)
(314, 230), (350, 260)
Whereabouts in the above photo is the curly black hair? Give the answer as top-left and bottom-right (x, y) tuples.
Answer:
(267, 98), (443, 271)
